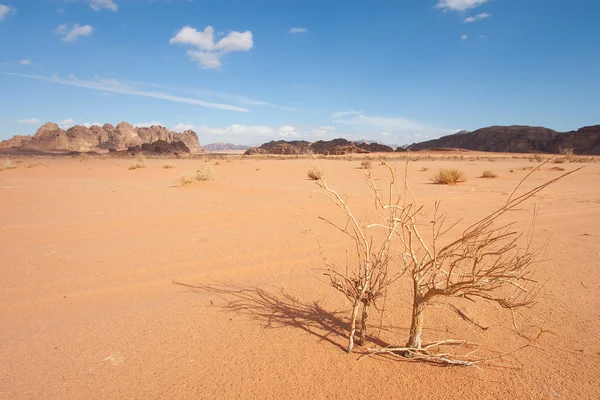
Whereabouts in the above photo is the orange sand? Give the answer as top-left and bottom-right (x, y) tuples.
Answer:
(1, 155), (599, 399)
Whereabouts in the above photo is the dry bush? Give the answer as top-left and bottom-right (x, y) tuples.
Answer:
(419, 167), (429, 172)
(532, 154), (544, 162)
(550, 166), (566, 171)
(78, 153), (89, 162)
(1, 159), (17, 171)
(553, 158), (566, 164)
(214, 161), (221, 166)
(162, 163), (176, 169)
(195, 166), (216, 181)
(312, 160), (582, 365)
(430, 168), (466, 185)
(361, 160), (372, 170)
(177, 173), (196, 186)
(129, 154), (146, 170)
(308, 165), (323, 180)
(27, 162), (49, 168)
(481, 170), (497, 178)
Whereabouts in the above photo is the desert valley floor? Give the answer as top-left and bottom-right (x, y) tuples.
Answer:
(1, 154), (599, 399)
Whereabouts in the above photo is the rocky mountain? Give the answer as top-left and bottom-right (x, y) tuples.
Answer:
(244, 138), (396, 156)
(203, 142), (251, 152)
(407, 125), (600, 154)
(0, 122), (203, 153)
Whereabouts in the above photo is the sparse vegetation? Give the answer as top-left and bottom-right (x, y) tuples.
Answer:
(177, 166), (216, 185)
(553, 158), (566, 164)
(307, 165), (323, 180)
(360, 160), (372, 169)
(195, 166), (216, 181)
(550, 166), (566, 171)
(129, 154), (146, 170)
(312, 160), (582, 365)
(162, 163), (176, 169)
(27, 162), (49, 168)
(78, 153), (89, 162)
(419, 167), (429, 172)
(430, 168), (466, 185)
(481, 170), (497, 178)
(1, 159), (17, 171)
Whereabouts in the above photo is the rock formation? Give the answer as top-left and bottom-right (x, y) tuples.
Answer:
(0, 122), (203, 153)
(407, 125), (600, 154)
(203, 142), (251, 152)
(243, 138), (392, 156)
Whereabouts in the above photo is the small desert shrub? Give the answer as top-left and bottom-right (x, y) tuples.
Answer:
(1, 159), (17, 170)
(195, 166), (216, 181)
(430, 168), (466, 185)
(361, 160), (372, 169)
(550, 166), (566, 171)
(78, 153), (89, 162)
(214, 161), (221, 166)
(162, 163), (176, 169)
(255, 167), (261, 171)
(307, 165), (323, 180)
(177, 173), (196, 186)
(553, 158), (566, 164)
(419, 167), (429, 172)
(129, 154), (146, 170)
(481, 170), (497, 178)
(532, 154), (544, 162)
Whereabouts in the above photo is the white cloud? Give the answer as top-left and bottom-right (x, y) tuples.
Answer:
(57, 8), (65, 14)
(436, 0), (488, 11)
(331, 110), (363, 119)
(331, 111), (453, 139)
(58, 118), (76, 129)
(6, 72), (249, 112)
(0, 4), (14, 21)
(170, 25), (253, 69)
(17, 118), (40, 124)
(83, 122), (102, 127)
(90, 0), (117, 11)
(55, 24), (94, 42)
(464, 12), (491, 23)
(134, 121), (163, 128)
(172, 123), (195, 132)
(461, 34), (468, 40)
(290, 27), (307, 34)
(20, 59), (31, 65)
(312, 126), (335, 135)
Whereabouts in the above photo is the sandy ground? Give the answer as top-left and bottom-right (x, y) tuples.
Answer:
(1, 154), (599, 399)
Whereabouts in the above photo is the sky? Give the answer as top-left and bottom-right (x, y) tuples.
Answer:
(1, 0), (599, 146)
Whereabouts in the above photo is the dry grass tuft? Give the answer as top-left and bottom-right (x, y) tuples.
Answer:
(430, 168), (466, 185)
(481, 170), (498, 178)
(162, 163), (176, 169)
(78, 153), (89, 162)
(1, 159), (17, 170)
(550, 166), (566, 171)
(27, 162), (49, 168)
(360, 160), (372, 169)
(129, 154), (146, 170)
(307, 165), (323, 180)
(195, 166), (216, 181)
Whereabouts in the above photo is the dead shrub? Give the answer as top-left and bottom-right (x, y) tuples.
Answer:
(430, 168), (466, 185)
(1, 159), (17, 171)
(307, 165), (323, 180)
(481, 170), (497, 178)
(129, 154), (146, 170)
(361, 160), (372, 170)
(195, 166), (216, 181)
(162, 163), (176, 169)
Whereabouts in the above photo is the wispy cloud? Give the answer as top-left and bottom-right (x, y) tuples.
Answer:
(170, 25), (253, 69)
(331, 111), (454, 139)
(436, 0), (488, 12)
(0, 4), (15, 21)
(290, 27), (307, 34)
(20, 59), (31, 65)
(134, 121), (163, 128)
(89, 0), (118, 12)
(17, 118), (40, 124)
(5, 72), (249, 112)
(461, 34), (468, 40)
(58, 118), (76, 129)
(55, 24), (94, 42)
(174, 123), (299, 138)
(464, 12), (491, 23)
(83, 122), (102, 127)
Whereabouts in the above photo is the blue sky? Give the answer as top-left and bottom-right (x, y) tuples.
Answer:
(1, 0), (599, 145)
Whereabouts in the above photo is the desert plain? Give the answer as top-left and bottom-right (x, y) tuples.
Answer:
(1, 153), (599, 399)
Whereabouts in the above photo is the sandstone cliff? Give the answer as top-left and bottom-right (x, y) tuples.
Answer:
(0, 122), (203, 153)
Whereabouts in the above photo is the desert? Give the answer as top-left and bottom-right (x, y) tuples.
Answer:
(1, 152), (599, 399)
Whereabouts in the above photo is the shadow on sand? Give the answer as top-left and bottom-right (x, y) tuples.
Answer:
(172, 280), (391, 352)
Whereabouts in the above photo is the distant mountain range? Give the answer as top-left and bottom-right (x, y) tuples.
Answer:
(203, 142), (251, 152)
(2, 124), (599, 155)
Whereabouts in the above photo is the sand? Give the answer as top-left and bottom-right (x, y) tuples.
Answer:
(1, 154), (599, 399)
